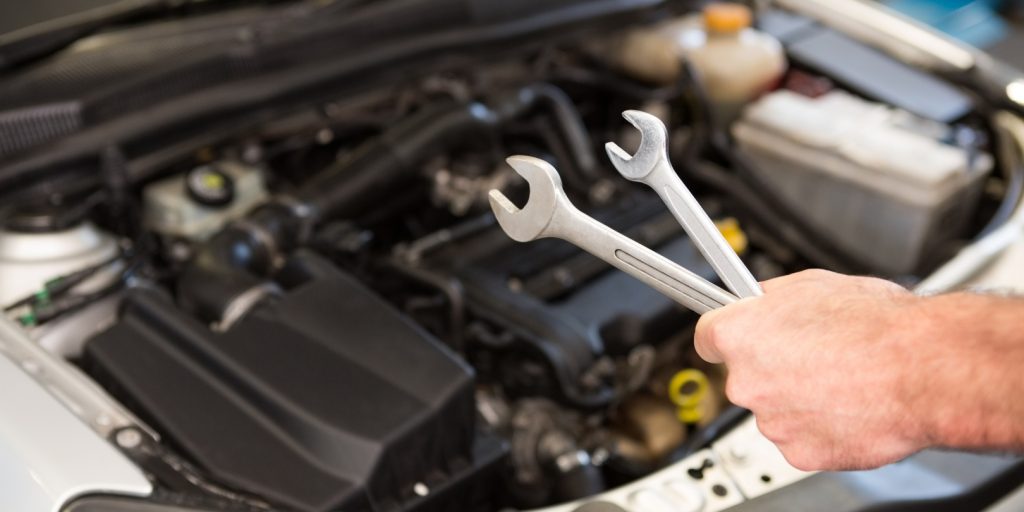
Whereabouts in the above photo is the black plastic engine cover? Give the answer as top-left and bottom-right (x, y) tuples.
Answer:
(85, 262), (479, 512)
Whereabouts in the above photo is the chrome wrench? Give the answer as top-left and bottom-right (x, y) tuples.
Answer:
(606, 110), (763, 298)
(488, 155), (737, 314)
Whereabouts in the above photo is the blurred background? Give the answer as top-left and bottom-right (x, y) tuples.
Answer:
(881, 0), (1024, 66)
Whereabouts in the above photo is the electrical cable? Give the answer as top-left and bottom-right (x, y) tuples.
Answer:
(4, 252), (122, 313)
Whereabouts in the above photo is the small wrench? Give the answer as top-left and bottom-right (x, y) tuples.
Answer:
(606, 110), (763, 299)
(488, 155), (737, 314)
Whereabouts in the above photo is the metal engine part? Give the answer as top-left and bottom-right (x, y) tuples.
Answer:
(411, 193), (718, 409)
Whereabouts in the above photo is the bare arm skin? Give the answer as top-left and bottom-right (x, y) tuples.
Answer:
(694, 269), (1024, 471)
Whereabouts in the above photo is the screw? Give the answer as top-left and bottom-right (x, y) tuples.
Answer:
(116, 429), (142, 449)
(730, 444), (748, 462)
(316, 128), (334, 145)
(413, 482), (429, 497)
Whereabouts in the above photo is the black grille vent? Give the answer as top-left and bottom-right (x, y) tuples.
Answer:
(0, 102), (82, 157)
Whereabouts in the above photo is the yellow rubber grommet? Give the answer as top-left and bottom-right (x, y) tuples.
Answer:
(676, 407), (704, 424)
(668, 369), (710, 409)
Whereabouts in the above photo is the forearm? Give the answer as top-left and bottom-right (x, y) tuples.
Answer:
(910, 292), (1024, 452)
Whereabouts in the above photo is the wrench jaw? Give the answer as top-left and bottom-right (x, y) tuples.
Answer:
(488, 190), (532, 242)
(604, 110), (669, 182)
(488, 155), (567, 242)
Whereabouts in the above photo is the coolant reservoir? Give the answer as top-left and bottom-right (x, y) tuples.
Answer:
(612, 15), (706, 85)
(612, 3), (785, 124)
(685, 3), (787, 124)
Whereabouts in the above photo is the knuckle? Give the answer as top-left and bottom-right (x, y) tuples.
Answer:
(798, 268), (832, 281)
(706, 315), (738, 352)
(700, 316), (725, 347)
(696, 307), (727, 336)
(693, 340), (714, 363)
(873, 277), (909, 296)
(693, 316), (714, 348)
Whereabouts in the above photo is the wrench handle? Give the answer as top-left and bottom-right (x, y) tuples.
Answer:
(552, 208), (738, 314)
(651, 163), (763, 298)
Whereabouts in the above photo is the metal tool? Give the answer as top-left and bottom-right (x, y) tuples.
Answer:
(488, 155), (737, 314)
(606, 110), (763, 299)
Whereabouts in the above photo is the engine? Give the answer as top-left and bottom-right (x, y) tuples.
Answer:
(0, 1), (1014, 511)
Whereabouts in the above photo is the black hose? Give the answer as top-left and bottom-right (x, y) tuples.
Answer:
(180, 100), (508, 321)
(177, 203), (301, 322)
(551, 66), (686, 102)
(524, 83), (600, 181)
(178, 84), (595, 323)
(534, 120), (592, 194)
(296, 101), (505, 222)
(673, 405), (750, 459)
(297, 83), (598, 221)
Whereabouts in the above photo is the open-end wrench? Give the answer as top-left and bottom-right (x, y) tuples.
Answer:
(606, 110), (763, 299)
(488, 155), (737, 314)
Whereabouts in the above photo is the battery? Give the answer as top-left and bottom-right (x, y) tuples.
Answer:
(732, 90), (992, 274)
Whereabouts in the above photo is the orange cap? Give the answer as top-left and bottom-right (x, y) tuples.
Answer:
(703, 2), (752, 33)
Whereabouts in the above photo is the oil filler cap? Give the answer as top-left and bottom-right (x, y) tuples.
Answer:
(186, 165), (235, 208)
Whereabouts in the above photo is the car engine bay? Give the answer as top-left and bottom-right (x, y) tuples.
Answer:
(1, 0), (1023, 511)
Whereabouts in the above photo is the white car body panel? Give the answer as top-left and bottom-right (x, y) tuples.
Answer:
(0, 319), (151, 512)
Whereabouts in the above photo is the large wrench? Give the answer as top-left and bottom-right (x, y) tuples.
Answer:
(606, 110), (763, 298)
(488, 155), (737, 314)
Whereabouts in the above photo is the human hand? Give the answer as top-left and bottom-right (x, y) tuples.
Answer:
(694, 269), (930, 471)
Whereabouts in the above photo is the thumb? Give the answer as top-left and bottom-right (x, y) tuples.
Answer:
(694, 306), (727, 364)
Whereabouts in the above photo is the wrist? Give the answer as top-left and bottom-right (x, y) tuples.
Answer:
(902, 293), (1022, 451)
(890, 293), (947, 450)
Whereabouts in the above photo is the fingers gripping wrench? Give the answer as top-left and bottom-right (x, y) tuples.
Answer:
(488, 156), (736, 314)
(606, 110), (763, 299)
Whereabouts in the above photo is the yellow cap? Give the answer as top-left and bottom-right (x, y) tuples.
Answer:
(703, 2), (752, 33)
(715, 217), (749, 255)
(668, 369), (711, 425)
